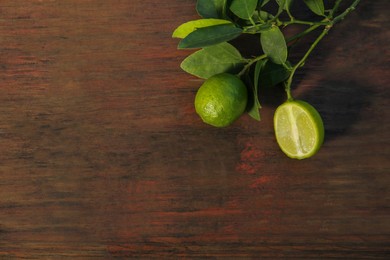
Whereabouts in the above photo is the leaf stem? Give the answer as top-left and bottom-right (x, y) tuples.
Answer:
(244, 19), (330, 35)
(330, 0), (343, 18)
(249, 16), (257, 27)
(283, 19), (330, 27)
(243, 23), (271, 34)
(237, 54), (267, 77)
(286, 8), (294, 21)
(284, 26), (331, 100)
(286, 24), (322, 44)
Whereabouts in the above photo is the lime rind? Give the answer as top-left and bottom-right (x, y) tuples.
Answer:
(195, 73), (247, 127)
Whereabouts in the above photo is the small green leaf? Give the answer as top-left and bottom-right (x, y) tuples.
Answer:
(230, 0), (258, 20)
(259, 60), (290, 88)
(260, 26), (287, 65)
(303, 0), (325, 16)
(248, 59), (266, 121)
(172, 19), (232, 39)
(259, 11), (274, 21)
(258, 0), (271, 7)
(196, 0), (226, 18)
(180, 42), (246, 79)
(251, 10), (274, 23)
(178, 24), (243, 49)
(254, 60), (264, 99)
(248, 101), (261, 120)
(275, 0), (293, 17)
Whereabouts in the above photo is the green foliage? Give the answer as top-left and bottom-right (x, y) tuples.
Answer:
(260, 26), (287, 65)
(248, 59), (266, 121)
(196, 0), (227, 18)
(276, 0), (293, 11)
(178, 24), (243, 49)
(230, 0), (258, 20)
(259, 60), (290, 88)
(180, 42), (246, 79)
(258, 11), (274, 21)
(258, 0), (271, 7)
(173, 0), (361, 122)
(172, 19), (232, 39)
(303, 0), (325, 16)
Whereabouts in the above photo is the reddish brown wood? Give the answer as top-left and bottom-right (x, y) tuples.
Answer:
(0, 0), (389, 258)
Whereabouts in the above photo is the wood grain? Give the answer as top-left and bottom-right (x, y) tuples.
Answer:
(0, 0), (389, 258)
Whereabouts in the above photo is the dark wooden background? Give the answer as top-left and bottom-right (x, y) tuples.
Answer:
(0, 0), (389, 258)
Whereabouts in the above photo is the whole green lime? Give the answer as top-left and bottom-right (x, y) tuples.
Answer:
(194, 73), (248, 127)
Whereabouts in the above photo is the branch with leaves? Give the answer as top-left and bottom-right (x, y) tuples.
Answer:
(173, 0), (360, 121)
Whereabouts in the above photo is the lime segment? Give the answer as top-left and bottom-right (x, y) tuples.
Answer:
(274, 100), (324, 159)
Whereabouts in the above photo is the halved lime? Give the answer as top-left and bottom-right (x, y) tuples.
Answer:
(274, 100), (324, 159)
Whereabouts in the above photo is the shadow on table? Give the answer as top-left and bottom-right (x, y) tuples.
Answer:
(299, 80), (374, 142)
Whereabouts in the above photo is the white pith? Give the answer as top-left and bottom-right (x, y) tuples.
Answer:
(287, 105), (304, 157)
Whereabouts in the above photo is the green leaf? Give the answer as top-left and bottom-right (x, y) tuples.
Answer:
(248, 59), (266, 121)
(258, 0), (271, 7)
(196, 0), (227, 18)
(172, 19), (232, 39)
(251, 10), (274, 23)
(180, 42), (246, 79)
(230, 0), (258, 20)
(259, 60), (290, 88)
(303, 0), (325, 16)
(275, 0), (293, 17)
(178, 24), (243, 49)
(260, 11), (274, 21)
(260, 26), (287, 65)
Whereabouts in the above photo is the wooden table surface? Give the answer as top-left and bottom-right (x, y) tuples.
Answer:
(0, 0), (389, 258)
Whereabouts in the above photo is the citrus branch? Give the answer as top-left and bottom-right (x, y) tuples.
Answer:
(284, 26), (331, 100)
(332, 0), (361, 24)
(286, 24), (322, 44)
(237, 0), (361, 99)
(282, 20), (330, 27)
(284, 0), (361, 100)
(237, 54), (267, 77)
